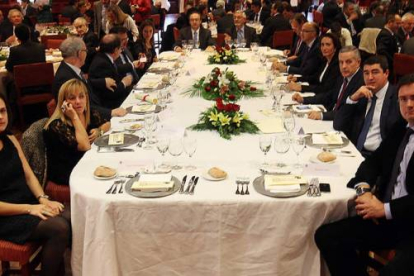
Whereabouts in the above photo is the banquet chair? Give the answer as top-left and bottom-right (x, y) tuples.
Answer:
(13, 62), (54, 127)
(47, 99), (56, 117)
(361, 249), (396, 272)
(272, 30), (294, 50)
(0, 240), (42, 276)
(150, 14), (162, 48)
(45, 181), (70, 205)
(40, 34), (67, 48)
(58, 15), (71, 25)
(173, 27), (180, 42)
(393, 53), (414, 84)
(313, 10), (323, 27)
(45, 39), (65, 49)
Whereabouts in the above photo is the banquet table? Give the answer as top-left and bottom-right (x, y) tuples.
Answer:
(70, 50), (363, 276)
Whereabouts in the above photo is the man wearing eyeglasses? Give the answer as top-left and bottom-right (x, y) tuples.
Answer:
(315, 73), (414, 276)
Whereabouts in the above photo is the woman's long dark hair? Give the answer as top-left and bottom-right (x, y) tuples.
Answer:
(138, 19), (155, 47)
(0, 93), (12, 137)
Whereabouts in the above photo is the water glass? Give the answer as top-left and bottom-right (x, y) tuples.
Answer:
(183, 136), (197, 170)
(274, 133), (290, 167)
(292, 135), (306, 168)
(168, 138), (183, 170)
(283, 111), (295, 134)
(156, 137), (170, 156)
(251, 42), (259, 54)
(240, 38), (246, 48)
(259, 135), (272, 165)
(143, 114), (156, 149)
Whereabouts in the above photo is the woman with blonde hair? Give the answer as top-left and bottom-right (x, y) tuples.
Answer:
(106, 4), (139, 41)
(44, 79), (110, 186)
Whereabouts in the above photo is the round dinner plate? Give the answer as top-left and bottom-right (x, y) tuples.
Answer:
(202, 171), (227, 181)
(253, 175), (309, 198)
(304, 135), (350, 149)
(126, 105), (162, 115)
(94, 133), (140, 148)
(124, 124), (143, 131)
(93, 172), (118, 180)
(125, 175), (180, 198)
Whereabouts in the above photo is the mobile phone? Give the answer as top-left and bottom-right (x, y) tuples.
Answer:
(61, 101), (67, 112)
(319, 183), (331, 193)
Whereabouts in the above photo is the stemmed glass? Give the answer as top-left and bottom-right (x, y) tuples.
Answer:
(292, 135), (306, 169)
(240, 38), (246, 48)
(183, 136), (197, 170)
(283, 111), (295, 136)
(251, 42), (259, 55)
(274, 133), (290, 168)
(168, 138), (183, 170)
(259, 135), (272, 165)
(227, 39), (234, 49)
(143, 114), (156, 149)
(156, 136), (170, 171)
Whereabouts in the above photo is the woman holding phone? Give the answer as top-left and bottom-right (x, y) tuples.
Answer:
(0, 92), (71, 276)
(44, 79), (110, 186)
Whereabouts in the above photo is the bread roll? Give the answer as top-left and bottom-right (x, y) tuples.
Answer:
(317, 152), (337, 163)
(208, 167), (227, 179)
(94, 166), (117, 177)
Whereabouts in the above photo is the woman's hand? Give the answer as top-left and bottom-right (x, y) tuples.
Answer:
(62, 101), (78, 121)
(88, 128), (100, 143)
(29, 204), (59, 220)
(39, 198), (64, 214)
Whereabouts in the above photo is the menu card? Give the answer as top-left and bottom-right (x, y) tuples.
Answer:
(312, 132), (343, 145)
(264, 175), (306, 193)
(131, 174), (174, 192)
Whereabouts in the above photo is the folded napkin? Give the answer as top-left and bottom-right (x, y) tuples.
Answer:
(298, 92), (315, 97)
(131, 174), (174, 192)
(312, 132), (343, 145)
(257, 118), (285, 133)
(108, 133), (124, 145)
(269, 184), (301, 193)
(264, 174), (306, 192)
(132, 104), (156, 113)
(134, 93), (158, 104)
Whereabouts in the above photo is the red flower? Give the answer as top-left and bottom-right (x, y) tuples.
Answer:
(250, 86), (257, 91)
(233, 104), (240, 111)
(228, 94), (236, 101)
(210, 80), (218, 87)
(216, 45), (222, 52)
(214, 68), (221, 76)
(224, 44), (230, 50)
(205, 85), (211, 92)
(216, 98), (225, 110)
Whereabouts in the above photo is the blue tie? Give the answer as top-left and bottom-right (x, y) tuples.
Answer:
(237, 29), (243, 43)
(356, 95), (377, 150)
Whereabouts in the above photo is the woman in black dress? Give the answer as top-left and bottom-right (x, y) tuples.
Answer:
(134, 20), (158, 72)
(44, 79), (110, 186)
(0, 93), (71, 276)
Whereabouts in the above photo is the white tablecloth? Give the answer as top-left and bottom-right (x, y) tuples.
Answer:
(70, 51), (362, 276)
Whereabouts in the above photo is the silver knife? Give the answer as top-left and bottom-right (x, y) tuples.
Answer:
(179, 175), (188, 194)
(189, 177), (199, 195)
(184, 176), (195, 194)
(114, 147), (134, 152)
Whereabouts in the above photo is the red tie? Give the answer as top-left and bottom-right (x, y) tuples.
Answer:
(334, 78), (348, 110)
(407, 33), (410, 41)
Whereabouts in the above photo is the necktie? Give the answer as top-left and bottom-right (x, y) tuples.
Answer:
(294, 38), (302, 55)
(123, 52), (139, 80)
(407, 33), (410, 41)
(193, 31), (198, 48)
(356, 95), (377, 151)
(334, 78), (348, 110)
(255, 13), (259, 22)
(237, 29), (243, 43)
(383, 128), (414, 202)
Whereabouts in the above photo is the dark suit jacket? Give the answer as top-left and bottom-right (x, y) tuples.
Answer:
(0, 23), (37, 43)
(118, 0), (132, 15)
(5, 41), (45, 72)
(260, 13), (291, 47)
(402, 37), (414, 55)
(115, 47), (142, 82)
(248, 8), (270, 25)
(364, 16), (386, 29)
(225, 25), (258, 48)
(334, 12), (363, 36)
(322, 0), (341, 28)
(217, 14), (234, 34)
(333, 84), (403, 147)
(24, 5), (38, 17)
(287, 40), (323, 77)
(299, 55), (341, 95)
(397, 27), (413, 47)
(89, 52), (131, 109)
(376, 28), (400, 74)
(288, 34), (306, 57)
(303, 68), (364, 121)
(174, 27), (215, 50)
(81, 30), (99, 73)
(346, 121), (414, 231)
(53, 61), (111, 120)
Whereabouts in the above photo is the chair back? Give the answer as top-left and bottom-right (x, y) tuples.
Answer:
(58, 14), (71, 25)
(21, 118), (49, 188)
(173, 27), (180, 41)
(394, 53), (414, 83)
(272, 30), (294, 49)
(40, 34), (67, 47)
(359, 28), (381, 54)
(0, 240), (42, 275)
(313, 11), (324, 26)
(150, 14), (161, 31)
(46, 38), (65, 49)
(45, 181), (71, 204)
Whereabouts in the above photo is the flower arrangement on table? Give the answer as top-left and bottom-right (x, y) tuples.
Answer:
(208, 44), (245, 64)
(190, 97), (259, 140)
(185, 67), (264, 101)
(0, 50), (8, 61)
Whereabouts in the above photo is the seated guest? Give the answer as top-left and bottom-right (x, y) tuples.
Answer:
(328, 21), (352, 47)
(0, 9), (36, 45)
(212, 0), (226, 21)
(89, 34), (133, 109)
(364, 4), (386, 28)
(272, 22), (323, 77)
(334, 1), (362, 44)
(334, 55), (403, 157)
(260, 1), (290, 48)
(109, 26), (144, 82)
(389, 0), (414, 16)
(402, 36), (414, 55)
(322, 0), (342, 29)
(377, 13), (402, 77)
(53, 37), (127, 119)
(0, 93), (71, 276)
(224, 10), (258, 48)
(397, 12), (414, 46)
(106, 4), (139, 42)
(131, 0), (152, 24)
(283, 13), (307, 60)
(291, 46), (364, 121)
(248, 0), (270, 25)
(20, 0), (37, 17)
(44, 79), (110, 186)
(174, 8), (215, 51)
(61, 0), (80, 21)
(133, 21), (157, 73)
(216, 3), (234, 34)
(315, 73), (414, 276)
(289, 33), (341, 95)
(110, 0), (132, 15)
(5, 24), (45, 73)
(73, 17), (99, 73)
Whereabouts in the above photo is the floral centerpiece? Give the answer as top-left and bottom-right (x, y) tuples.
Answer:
(0, 49), (8, 61)
(208, 44), (245, 64)
(185, 67), (264, 101)
(190, 97), (259, 139)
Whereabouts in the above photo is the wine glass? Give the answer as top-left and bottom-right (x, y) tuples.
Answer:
(240, 38), (246, 48)
(251, 42), (259, 54)
(292, 135), (306, 169)
(283, 111), (295, 136)
(168, 138), (183, 170)
(227, 38), (234, 49)
(259, 135), (272, 165)
(183, 136), (197, 170)
(157, 89), (168, 109)
(274, 133), (290, 168)
(195, 40), (200, 49)
(143, 114), (155, 149)
(157, 137), (170, 156)
(260, 53), (267, 67)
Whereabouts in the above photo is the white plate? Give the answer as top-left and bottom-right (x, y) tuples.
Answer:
(309, 155), (337, 164)
(124, 123), (143, 131)
(93, 172), (118, 180)
(260, 164), (291, 174)
(202, 171), (227, 181)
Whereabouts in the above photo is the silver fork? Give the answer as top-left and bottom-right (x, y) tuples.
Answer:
(106, 179), (122, 194)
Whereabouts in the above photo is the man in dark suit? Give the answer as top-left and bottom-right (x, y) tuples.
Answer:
(397, 12), (414, 46)
(216, 4), (234, 34)
(402, 36), (414, 55)
(334, 56), (403, 156)
(377, 14), (402, 78)
(0, 9), (36, 45)
(73, 17), (99, 73)
(322, 0), (342, 28)
(53, 37), (127, 120)
(292, 46), (364, 121)
(93, 0), (110, 39)
(20, 0), (37, 17)
(224, 10), (258, 48)
(173, 9), (215, 51)
(248, 0), (270, 25)
(334, 1), (362, 44)
(111, 0), (132, 15)
(259, 1), (290, 47)
(272, 22), (322, 77)
(89, 34), (133, 109)
(283, 13), (307, 60)
(315, 73), (414, 276)
(5, 24), (45, 73)
(364, 4), (386, 29)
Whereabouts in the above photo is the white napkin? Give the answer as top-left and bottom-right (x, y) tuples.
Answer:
(264, 174), (306, 192)
(269, 185), (301, 193)
(312, 132), (343, 145)
(257, 118), (286, 133)
(158, 51), (181, 61)
(108, 133), (124, 145)
(132, 105), (156, 113)
(131, 174), (174, 191)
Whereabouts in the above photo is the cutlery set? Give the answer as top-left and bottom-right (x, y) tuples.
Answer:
(106, 179), (126, 194)
(179, 175), (200, 195)
(307, 178), (321, 197)
(235, 179), (250, 195)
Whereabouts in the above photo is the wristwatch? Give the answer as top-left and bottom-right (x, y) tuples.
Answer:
(37, 194), (50, 201)
(356, 186), (371, 196)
